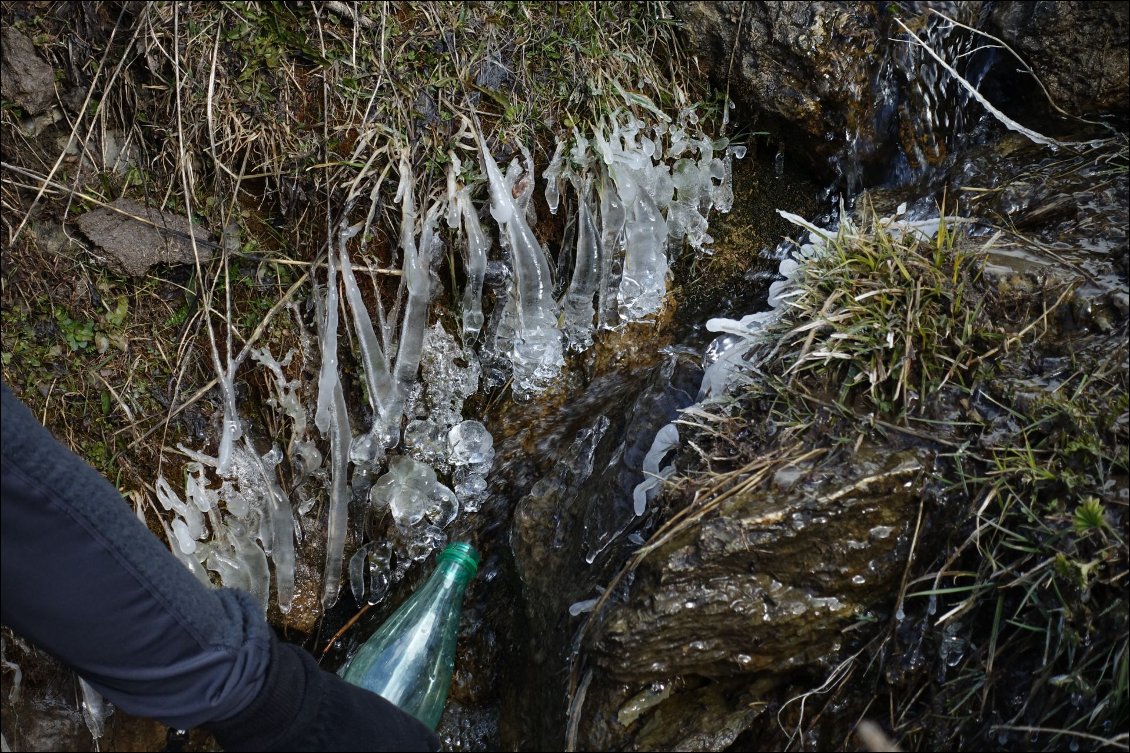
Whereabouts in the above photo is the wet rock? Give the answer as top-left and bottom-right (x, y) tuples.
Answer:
(576, 447), (932, 749)
(672, 2), (1127, 187)
(671, 2), (887, 182)
(75, 199), (214, 277)
(1, 27), (55, 116)
(986, 2), (1130, 116)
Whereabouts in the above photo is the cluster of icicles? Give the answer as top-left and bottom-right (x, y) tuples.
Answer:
(153, 107), (742, 614)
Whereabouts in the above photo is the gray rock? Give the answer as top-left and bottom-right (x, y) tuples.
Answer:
(75, 198), (214, 277)
(1, 27), (56, 115)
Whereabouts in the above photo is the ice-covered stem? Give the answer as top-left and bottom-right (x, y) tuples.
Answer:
(314, 216), (343, 437)
(477, 130), (563, 395)
(320, 378), (352, 609)
(447, 153), (490, 340)
(543, 140), (566, 215)
(611, 162), (669, 320)
(562, 172), (601, 351)
(458, 187), (490, 338)
(339, 219), (394, 429)
(385, 197), (444, 439)
(597, 170), (626, 330)
(214, 371), (243, 476)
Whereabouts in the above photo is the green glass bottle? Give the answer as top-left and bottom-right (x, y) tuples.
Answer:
(339, 542), (479, 729)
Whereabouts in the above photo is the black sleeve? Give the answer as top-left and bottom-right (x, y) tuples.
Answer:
(0, 382), (439, 751)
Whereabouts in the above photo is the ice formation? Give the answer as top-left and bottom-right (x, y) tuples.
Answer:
(370, 457), (459, 532)
(79, 677), (111, 742)
(159, 97), (742, 616)
(478, 128), (564, 398)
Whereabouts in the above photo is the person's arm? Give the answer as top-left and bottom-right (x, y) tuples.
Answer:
(1, 382), (439, 751)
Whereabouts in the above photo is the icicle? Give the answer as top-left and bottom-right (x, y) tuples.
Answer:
(562, 174), (601, 351)
(215, 374), (243, 476)
(314, 220), (343, 436)
(230, 519), (270, 613)
(478, 131), (563, 396)
(387, 200), (443, 432)
(245, 439), (296, 613)
(632, 422), (680, 515)
(543, 139), (566, 214)
(155, 476), (206, 541)
(340, 224), (394, 450)
(612, 163), (669, 320)
(597, 170), (625, 330)
(458, 188), (490, 338)
(349, 542), (372, 605)
(320, 378), (352, 609)
(78, 677), (112, 743)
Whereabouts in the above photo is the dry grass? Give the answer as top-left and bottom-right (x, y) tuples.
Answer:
(0, 0), (703, 512)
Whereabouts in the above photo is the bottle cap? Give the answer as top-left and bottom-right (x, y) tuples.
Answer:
(437, 542), (480, 579)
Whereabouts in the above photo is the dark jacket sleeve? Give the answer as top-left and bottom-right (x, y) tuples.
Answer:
(1, 382), (439, 751)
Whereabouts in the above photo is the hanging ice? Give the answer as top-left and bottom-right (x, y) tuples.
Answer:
(612, 162), (669, 320)
(632, 422), (680, 515)
(339, 218), (394, 460)
(543, 140), (566, 215)
(597, 170), (626, 330)
(457, 185), (490, 339)
(478, 129), (563, 397)
(562, 172), (602, 351)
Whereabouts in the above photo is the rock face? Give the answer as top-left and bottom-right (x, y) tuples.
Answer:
(986, 1), (1130, 117)
(671, 1), (1130, 185)
(672, 1), (888, 183)
(574, 447), (933, 751)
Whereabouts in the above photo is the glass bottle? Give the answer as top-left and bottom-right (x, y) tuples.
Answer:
(339, 541), (479, 729)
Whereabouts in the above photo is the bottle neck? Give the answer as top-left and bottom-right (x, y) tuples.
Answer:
(433, 558), (475, 592)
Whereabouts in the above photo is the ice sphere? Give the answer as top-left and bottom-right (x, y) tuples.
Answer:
(454, 473), (487, 513)
(406, 524), (447, 561)
(369, 457), (459, 532)
(449, 420), (494, 465)
(424, 483), (459, 528)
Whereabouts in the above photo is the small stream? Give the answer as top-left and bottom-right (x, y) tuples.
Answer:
(2, 4), (1126, 751)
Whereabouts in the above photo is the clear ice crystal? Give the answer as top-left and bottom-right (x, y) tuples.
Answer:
(448, 420), (494, 465)
(369, 457), (459, 532)
(479, 130), (564, 397)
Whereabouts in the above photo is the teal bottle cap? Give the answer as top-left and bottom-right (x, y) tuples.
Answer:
(437, 542), (480, 579)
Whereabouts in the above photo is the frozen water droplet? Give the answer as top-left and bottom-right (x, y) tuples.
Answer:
(569, 598), (599, 616)
(449, 420), (494, 465)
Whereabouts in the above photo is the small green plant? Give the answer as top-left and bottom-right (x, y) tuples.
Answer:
(54, 308), (96, 351)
